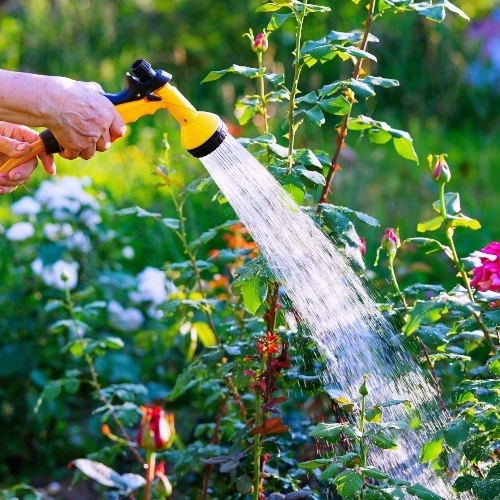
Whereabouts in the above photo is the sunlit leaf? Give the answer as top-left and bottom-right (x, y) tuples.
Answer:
(202, 65), (265, 83)
(420, 434), (444, 463)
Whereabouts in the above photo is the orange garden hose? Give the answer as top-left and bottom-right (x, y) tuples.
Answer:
(0, 139), (46, 174)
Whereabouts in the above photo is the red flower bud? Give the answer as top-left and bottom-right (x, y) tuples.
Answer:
(431, 154), (451, 184)
(381, 228), (400, 256)
(136, 406), (175, 451)
(359, 237), (367, 256)
(253, 32), (268, 53)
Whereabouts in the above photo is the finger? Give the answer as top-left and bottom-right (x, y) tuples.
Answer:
(39, 152), (56, 175)
(0, 136), (31, 157)
(79, 144), (97, 160)
(96, 129), (112, 153)
(0, 185), (19, 195)
(85, 81), (105, 93)
(5, 158), (38, 183)
(109, 117), (127, 143)
(59, 148), (81, 161)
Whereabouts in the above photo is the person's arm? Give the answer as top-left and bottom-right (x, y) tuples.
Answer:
(0, 69), (126, 160)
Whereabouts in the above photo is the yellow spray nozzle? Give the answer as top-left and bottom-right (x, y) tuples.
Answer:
(113, 59), (227, 157)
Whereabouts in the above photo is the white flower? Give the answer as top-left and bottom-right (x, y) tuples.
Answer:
(122, 245), (135, 260)
(129, 267), (175, 305)
(31, 258), (79, 290)
(107, 300), (144, 331)
(66, 231), (92, 252)
(44, 223), (73, 241)
(34, 176), (99, 217)
(11, 196), (41, 215)
(6, 221), (35, 241)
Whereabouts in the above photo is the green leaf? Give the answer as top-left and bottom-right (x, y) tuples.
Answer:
(403, 301), (448, 336)
(393, 136), (418, 162)
(103, 336), (125, 350)
(347, 79), (376, 97)
(299, 168), (326, 188)
(432, 192), (461, 215)
(419, 434), (444, 463)
(360, 75), (399, 88)
(416, 216), (445, 233)
(256, 2), (289, 12)
(319, 95), (351, 115)
(309, 422), (345, 438)
(334, 470), (364, 497)
(409, 3), (446, 22)
(263, 72), (285, 86)
(202, 65), (265, 83)
(361, 466), (389, 480)
(365, 406), (382, 423)
(188, 228), (218, 251)
(64, 378), (80, 394)
(406, 483), (445, 500)
(371, 431), (398, 450)
(443, 419), (470, 449)
(192, 321), (217, 347)
(236, 474), (253, 494)
(296, 91), (319, 104)
(114, 206), (161, 218)
(442, 0), (469, 21)
(463, 434), (492, 463)
(304, 106), (325, 126)
(321, 462), (343, 480)
(447, 214), (481, 230)
(416, 324), (449, 351)
(282, 182), (305, 204)
(298, 458), (333, 470)
(162, 218), (180, 230)
(267, 12), (295, 31)
(239, 276), (268, 314)
(368, 129), (392, 144)
(44, 380), (62, 400)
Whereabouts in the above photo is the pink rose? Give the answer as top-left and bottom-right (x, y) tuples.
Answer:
(471, 242), (500, 292)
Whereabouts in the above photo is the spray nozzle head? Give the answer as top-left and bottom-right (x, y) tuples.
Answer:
(130, 58), (157, 83)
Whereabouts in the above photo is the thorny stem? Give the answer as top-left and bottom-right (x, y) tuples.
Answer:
(316, 0), (376, 211)
(253, 282), (280, 500)
(287, 1), (308, 170)
(437, 184), (497, 352)
(64, 287), (144, 465)
(257, 51), (269, 134)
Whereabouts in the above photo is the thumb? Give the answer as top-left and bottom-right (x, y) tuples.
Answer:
(0, 136), (31, 157)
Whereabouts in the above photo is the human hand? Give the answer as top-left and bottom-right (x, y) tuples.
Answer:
(0, 122), (56, 195)
(43, 78), (126, 160)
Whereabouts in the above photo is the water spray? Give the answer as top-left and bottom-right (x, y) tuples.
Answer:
(1, 58), (227, 173)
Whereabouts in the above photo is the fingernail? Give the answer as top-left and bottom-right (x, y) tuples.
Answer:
(121, 126), (127, 134)
(0, 188), (4, 194)
(105, 142), (111, 150)
(12, 173), (21, 180)
(15, 142), (29, 151)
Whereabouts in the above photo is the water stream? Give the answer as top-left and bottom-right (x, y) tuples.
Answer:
(200, 134), (468, 499)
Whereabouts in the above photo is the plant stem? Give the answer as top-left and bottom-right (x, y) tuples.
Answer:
(167, 176), (220, 344)
(257, 51), (268, 134)
(438, 184), (497, 351)
(144, 451), (156, 500)
(359, 383), (367, 467)
(252, 364), (264, 500)
(64, 287), (144, 464)
(316, 0), (376, 210)
(287, 1), (308, 170)
(388, 258), (408, 310)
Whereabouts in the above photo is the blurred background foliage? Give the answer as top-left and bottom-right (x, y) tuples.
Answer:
(2, 0), (500, 488)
